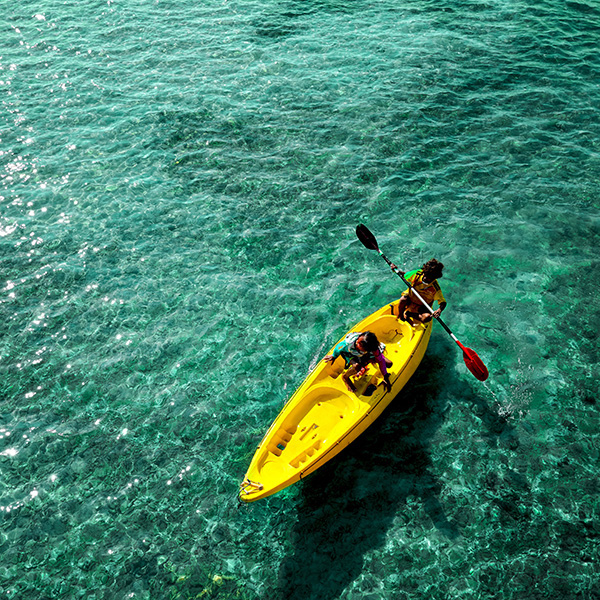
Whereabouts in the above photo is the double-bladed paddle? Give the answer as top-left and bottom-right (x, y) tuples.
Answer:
(356, 224), (489, 381)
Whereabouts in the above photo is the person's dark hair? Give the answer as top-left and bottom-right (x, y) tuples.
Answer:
(361, 331), (380, 352)
(422, 258), (444, 278)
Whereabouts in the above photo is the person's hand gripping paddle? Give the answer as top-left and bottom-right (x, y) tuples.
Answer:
(356, 224), (489, 382)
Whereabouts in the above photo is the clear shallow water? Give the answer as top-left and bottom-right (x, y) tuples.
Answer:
(1, 0), (599, 598)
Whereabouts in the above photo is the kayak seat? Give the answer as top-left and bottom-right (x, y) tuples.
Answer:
(280, 387), (359, 427)
(368, 315), (406, 343)
(276, 386), (360, 451)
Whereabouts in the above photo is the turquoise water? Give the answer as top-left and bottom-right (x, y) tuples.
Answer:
(1, 0), (599, 598)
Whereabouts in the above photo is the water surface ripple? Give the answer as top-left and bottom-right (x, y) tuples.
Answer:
(1, 1), (599, 599)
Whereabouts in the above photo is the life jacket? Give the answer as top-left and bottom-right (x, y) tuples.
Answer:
(403, 269), (445, 305)
(334, 332), (386, 368)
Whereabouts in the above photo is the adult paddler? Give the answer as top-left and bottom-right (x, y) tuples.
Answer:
(390, 258), (447, 325)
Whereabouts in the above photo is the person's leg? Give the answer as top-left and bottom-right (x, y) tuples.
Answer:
(342, 366), (356, 392)
(342, 362), (360, 392)
(416, 305), (433, 322)
(404, 301), (433, 324)
(395, 296), (410, 320)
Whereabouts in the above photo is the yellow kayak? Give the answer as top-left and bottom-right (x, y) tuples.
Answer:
(239, 301), (432, 502)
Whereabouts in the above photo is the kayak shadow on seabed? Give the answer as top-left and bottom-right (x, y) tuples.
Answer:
(275, 336), (516, 600)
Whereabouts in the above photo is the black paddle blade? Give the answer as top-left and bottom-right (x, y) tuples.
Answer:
(356, 224), (379, 251)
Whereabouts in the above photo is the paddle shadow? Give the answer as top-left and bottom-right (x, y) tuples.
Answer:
(274, 336), (516, 600)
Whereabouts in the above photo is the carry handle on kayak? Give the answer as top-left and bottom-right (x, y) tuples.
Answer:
(356, 224), (489, 382)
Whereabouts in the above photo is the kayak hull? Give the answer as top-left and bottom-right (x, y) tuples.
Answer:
(239, 301), (432, 502)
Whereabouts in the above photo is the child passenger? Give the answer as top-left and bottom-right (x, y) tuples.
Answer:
(324, 331), (392, 393)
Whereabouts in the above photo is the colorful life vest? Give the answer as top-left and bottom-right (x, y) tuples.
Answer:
(403, 269), (446, 306)
(332, 332), (386, 369)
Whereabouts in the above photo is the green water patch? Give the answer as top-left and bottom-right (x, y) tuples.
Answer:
(1, 0), (600, 599)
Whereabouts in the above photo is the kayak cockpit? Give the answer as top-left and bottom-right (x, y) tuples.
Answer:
(255, 386), (362, 474)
